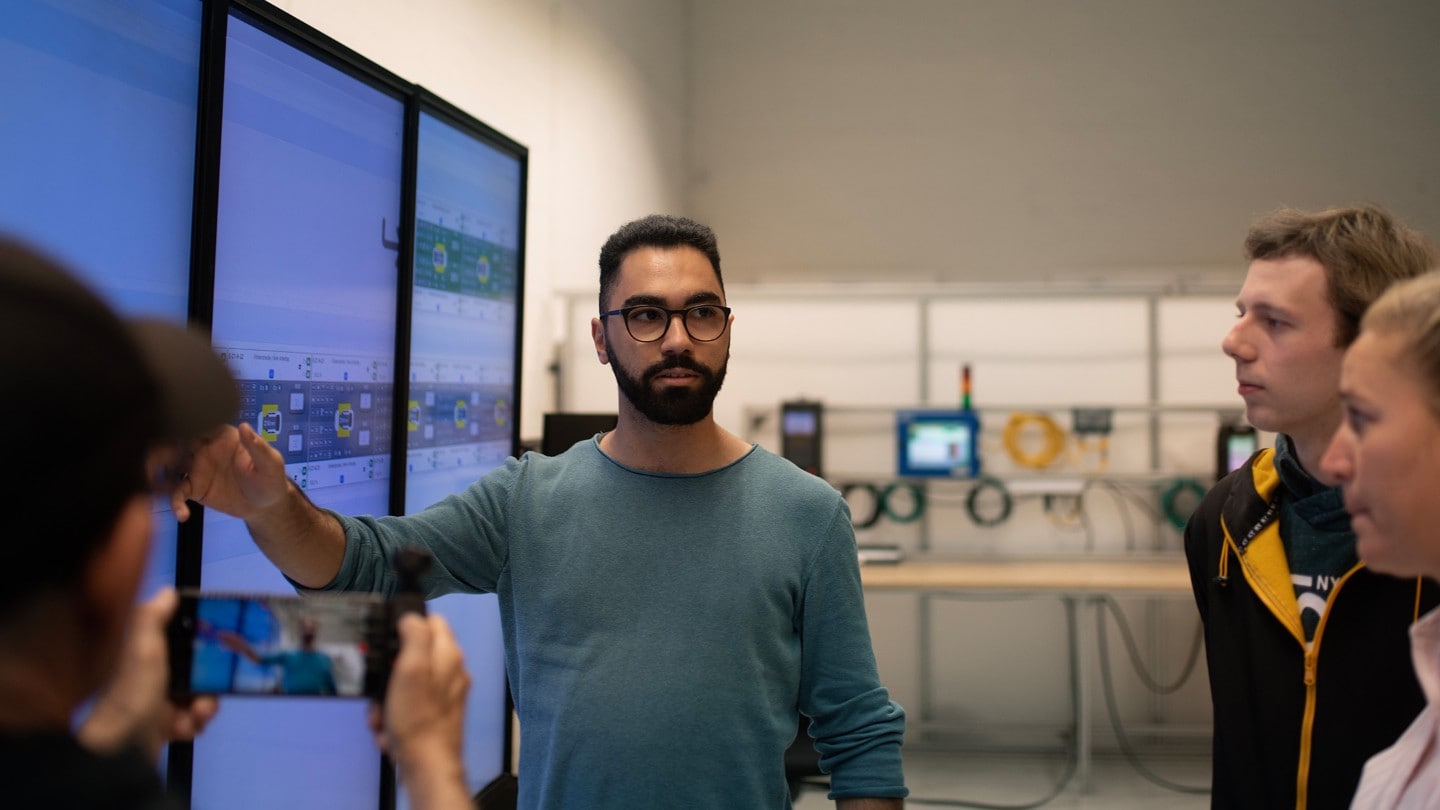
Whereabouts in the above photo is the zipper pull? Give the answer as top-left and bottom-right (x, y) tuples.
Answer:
(1303, 651), (1317, 686)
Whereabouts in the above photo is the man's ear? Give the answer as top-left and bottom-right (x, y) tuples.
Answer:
(591, 317), (610, 365)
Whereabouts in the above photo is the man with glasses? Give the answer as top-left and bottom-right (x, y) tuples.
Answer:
(179, 214), (908, 809)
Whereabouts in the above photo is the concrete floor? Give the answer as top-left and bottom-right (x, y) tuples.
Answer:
(792, 748), (1210, 809)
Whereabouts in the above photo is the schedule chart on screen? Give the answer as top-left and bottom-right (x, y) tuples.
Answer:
(0, 0), (204, 601)
(195, 10), (406, 810)
(2, 2), (530, 807)
(396, 105), (526, 806)
(404, 109), (522, 512)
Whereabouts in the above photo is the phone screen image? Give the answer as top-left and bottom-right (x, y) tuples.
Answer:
(172, 591), (388, 698)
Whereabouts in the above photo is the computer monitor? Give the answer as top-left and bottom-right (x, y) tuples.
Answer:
(896, 410), (982, 478)
(194, 8), (408, 809)
(542, 413), (619, 456)
(396, 92), (527, 805)
(0, 0), (203, 601)
(403, 98), (524, 513)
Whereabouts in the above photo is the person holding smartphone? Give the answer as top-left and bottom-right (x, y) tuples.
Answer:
(0, 238), (235, 808)
(0, 238), (474, 810)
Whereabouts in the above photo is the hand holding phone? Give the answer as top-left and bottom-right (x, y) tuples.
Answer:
(83, 589), (219, 762)
(168, 548), (433, 700)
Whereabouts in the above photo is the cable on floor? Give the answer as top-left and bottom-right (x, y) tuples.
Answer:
(1095, 602), (1210, 795)
(902, 592), (1079, 808)
(1097, 595), (1203, 694)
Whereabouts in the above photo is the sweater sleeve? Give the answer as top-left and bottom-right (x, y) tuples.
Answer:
(799, 503), (909, 799)
(310, 456), (520, 599)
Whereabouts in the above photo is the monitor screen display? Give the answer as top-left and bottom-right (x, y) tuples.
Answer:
(398, 106), (524, 802)
(194, 12), (405, 809)
(0, 0), (203, 600)
(897, 410), (981, 478)
(404, 109), (522, 512)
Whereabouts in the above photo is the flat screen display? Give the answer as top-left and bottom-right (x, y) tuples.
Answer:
(897, 410), (982, 478)
(404, 109), (522, 511)
(0, 0), (203, 601)
(194, 12), (405, 809)
(541, 412), (618, 456)
(398, 106), (524, 803)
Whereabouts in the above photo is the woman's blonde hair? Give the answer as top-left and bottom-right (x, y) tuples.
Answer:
(1361, 270), (1440, 418)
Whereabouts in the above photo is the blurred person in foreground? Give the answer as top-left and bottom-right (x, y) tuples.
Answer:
(1321, 271), (1440, 809)
(0, 237), (473, 810)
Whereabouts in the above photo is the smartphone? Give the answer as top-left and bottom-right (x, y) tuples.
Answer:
(168, 590), (398, 700)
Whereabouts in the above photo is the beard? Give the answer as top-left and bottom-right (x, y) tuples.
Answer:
(610, 352), (728, 426)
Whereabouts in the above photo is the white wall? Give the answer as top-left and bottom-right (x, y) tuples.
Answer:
(276, 0), (693, 439)
(689, 0), (1440, 285)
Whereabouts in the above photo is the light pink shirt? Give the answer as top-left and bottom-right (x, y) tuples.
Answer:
(1351, 607), (1440, 809)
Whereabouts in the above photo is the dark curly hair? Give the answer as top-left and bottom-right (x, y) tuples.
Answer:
(597, 215), (723, 312)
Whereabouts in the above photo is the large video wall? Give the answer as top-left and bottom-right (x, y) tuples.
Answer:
(0, 1), (525, 808)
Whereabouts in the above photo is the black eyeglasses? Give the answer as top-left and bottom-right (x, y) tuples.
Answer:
(145, 445), (193, 495)
(600, 304), (732, 343)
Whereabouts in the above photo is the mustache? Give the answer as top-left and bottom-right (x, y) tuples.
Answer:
(642, 355), (711, 382)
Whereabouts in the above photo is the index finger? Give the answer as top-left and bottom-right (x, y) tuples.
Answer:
(425, 615), (462, 672)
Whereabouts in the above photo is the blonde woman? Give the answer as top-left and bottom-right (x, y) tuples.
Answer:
(1321, 270), (1440, 809)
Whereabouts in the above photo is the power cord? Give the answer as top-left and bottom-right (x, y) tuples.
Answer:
(881, 481), (926, 524)
(1078, 480), (1134, 552)
(902, 593), (1079, 808)
(1095, 598), (1210, 795)
(1001, 412), (1067, 469)
(1098, 595), (1203, 694)
(840, 482), (883, 530)
(893, 594), (1209, 806)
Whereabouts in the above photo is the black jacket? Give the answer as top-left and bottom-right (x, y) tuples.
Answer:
(0, 731), (176, 810)
(1184, 448), (1440, 810)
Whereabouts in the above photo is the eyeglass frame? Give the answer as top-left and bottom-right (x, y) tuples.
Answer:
(599, 303), (734, 343)
(144, 444), (194, 496)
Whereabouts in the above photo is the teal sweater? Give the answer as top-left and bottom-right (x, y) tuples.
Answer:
(325, 439), (907, 808)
